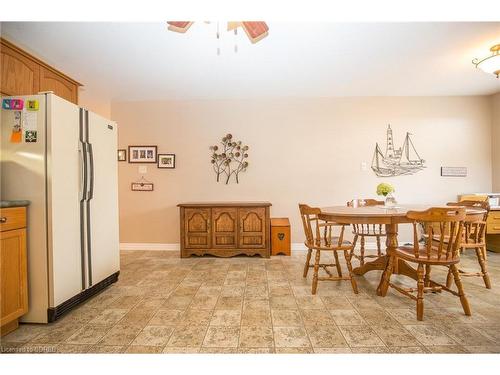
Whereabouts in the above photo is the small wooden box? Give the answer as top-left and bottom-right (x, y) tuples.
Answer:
(271, 218), (291, 256)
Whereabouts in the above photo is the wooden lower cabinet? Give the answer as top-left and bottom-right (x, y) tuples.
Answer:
(239, 207), (266, 248)
(183, 207), (211, 249)
(0, 207), (28, 336)
(212, 207), (238, 248)
(486, 210), (500, 253)
(179, 202), (271, 258)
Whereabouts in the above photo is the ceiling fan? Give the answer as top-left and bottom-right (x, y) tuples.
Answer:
(166, 21), (269, 44)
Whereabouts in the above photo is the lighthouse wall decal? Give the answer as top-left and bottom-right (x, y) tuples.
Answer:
(372, 125), (426, 177)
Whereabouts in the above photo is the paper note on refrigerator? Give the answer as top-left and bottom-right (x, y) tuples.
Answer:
(23, 110), (37, 131)
(10, 111), (22, 143)
(23, 110), (38, 142)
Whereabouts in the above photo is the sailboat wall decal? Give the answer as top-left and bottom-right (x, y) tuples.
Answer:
(371, 125), (426, 177)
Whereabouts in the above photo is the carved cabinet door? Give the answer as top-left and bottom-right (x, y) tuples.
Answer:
(1, 43), (40, 96)
(184, 208), (211, 249)
(39, 66), (78, 104)
(238, 207), (266, 248)
(212, 208), (238, 248)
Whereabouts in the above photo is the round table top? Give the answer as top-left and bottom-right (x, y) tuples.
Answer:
(319, 204), (486, 224)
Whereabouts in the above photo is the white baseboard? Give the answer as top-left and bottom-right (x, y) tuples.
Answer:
(120, 242), (378, 252)
(292, 242), (377, 251)
(120, 243), (179, 251)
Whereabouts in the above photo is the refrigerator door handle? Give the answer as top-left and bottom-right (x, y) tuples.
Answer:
(79, 108), (88, 290)
(88, 143), (94, 200)
(79, 142), (87, 201)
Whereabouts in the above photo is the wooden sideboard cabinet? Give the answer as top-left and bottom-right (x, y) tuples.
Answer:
(487, 210), (500, 252)
(0, 207), (28, 336)
(1, 38), (81, 104)
(178, 202), (271, 258)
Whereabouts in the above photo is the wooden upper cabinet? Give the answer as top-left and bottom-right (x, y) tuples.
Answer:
(1, 38), (81, 104)
(39, 65), (78, 104)
(1, 42), (40, 96)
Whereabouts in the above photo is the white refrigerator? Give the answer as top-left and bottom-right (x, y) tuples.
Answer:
(1, 93), (120, 323)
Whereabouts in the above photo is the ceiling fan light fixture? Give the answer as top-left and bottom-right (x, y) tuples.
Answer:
(473, 44), (500, 78)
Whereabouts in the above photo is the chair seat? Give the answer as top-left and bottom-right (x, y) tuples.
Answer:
(305, 238), (352, 250)
(395, 245), (460, 265)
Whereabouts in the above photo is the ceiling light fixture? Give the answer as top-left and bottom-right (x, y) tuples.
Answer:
(472, 44), (500, 78)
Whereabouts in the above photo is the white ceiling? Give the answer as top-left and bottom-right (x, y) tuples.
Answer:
(1, 22), (499, 103)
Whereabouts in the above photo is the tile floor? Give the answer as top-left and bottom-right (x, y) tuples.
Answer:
(2, 249), (500, 354)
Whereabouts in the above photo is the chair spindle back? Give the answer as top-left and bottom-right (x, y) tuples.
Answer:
(347, 199), (385, 235)
(299, 204), (345, 248)
(407, 207), (466, 261)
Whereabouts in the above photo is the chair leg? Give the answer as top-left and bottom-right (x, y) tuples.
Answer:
(333, 250), (343, 277)
(416, 263), (425, 321)
(379, 255), (394, 297)
(344, 250), (358, 294)
(450, 264), (471, 316)
(475, 245), (491, 289)
(311, 250), (321, 295)
(424, 265), (431, 287)
(376, 235), (382, 257)
(303, 248), (312, 278)
(446, 267), (453, 288)
(351, 234), (358, 257)
(359, 236), (366, 266)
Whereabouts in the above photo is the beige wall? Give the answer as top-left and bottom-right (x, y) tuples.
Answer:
(111, 96), (493, 244)
(79, 90), (112, 119)
(492, 93), (500, 192)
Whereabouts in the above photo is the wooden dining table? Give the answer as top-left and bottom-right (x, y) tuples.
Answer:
(319, 205), (486, 296)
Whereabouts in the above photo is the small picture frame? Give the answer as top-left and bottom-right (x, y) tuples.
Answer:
(117, 149), (127, 162)
(158, 154), (176, 169)
(441, 167), (467, 177)
(128, 145), (157, 163)
(131, 182), (154, 191)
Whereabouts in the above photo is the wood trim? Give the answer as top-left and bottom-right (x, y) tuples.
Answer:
(1, 37), (82, 87)
(178, 202), (272, 208)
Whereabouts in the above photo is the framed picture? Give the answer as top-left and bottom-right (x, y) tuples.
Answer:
(158, 154), (176, 169)
(117, 149), (127, 162)
(131, 182), (154, 191)
(128, 145), (157, 163)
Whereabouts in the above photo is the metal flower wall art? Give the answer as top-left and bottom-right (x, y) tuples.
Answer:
(210, 134), (249, 184)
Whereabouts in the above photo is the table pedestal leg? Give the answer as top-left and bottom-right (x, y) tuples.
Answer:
(352, 255), (388, 275)
(351, 222), (419, 295)
(376, 223), (398, 295)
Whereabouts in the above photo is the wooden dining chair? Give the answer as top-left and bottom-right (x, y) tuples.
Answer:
(299, 204), (358, 295)
(347, 199), (386, 265)
(445, 200), (491, 289)
(379, 207), (470, 321)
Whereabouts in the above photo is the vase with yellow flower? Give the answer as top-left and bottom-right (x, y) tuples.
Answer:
(376, 183), (397, 207)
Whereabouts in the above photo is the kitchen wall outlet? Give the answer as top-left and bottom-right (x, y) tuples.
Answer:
(360, 162), (368, 171)
(138, 166), (148, 174)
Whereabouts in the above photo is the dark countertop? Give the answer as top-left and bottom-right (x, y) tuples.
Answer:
(0, 200), (31, 208)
